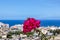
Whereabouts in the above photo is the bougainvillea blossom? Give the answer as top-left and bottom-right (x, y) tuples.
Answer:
(23, 18), (40, 33)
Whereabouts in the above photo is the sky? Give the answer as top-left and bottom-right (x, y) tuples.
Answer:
(0, 0), (60, 20)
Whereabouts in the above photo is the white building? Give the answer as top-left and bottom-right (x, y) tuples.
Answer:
(10, 24), (23, 31)
(0, 22), (9, 28)
(48, 26), (58, 30)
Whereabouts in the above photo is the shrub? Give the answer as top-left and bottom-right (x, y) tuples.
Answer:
(0, 36), (2, 39)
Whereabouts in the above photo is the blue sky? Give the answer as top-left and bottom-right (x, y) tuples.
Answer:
(0, 0), (60, 20)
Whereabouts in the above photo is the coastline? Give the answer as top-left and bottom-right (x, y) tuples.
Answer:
(0, 21), (60, 40)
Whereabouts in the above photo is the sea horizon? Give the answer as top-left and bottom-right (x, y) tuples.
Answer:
(0, 20), (60, 27)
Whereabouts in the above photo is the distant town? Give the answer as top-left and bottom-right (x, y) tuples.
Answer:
(0, 22), (60, 40)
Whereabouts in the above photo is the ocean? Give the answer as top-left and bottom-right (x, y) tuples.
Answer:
(0, 20), (60, 27)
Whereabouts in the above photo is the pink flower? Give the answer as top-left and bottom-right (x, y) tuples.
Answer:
(23, 18), (40, 33)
